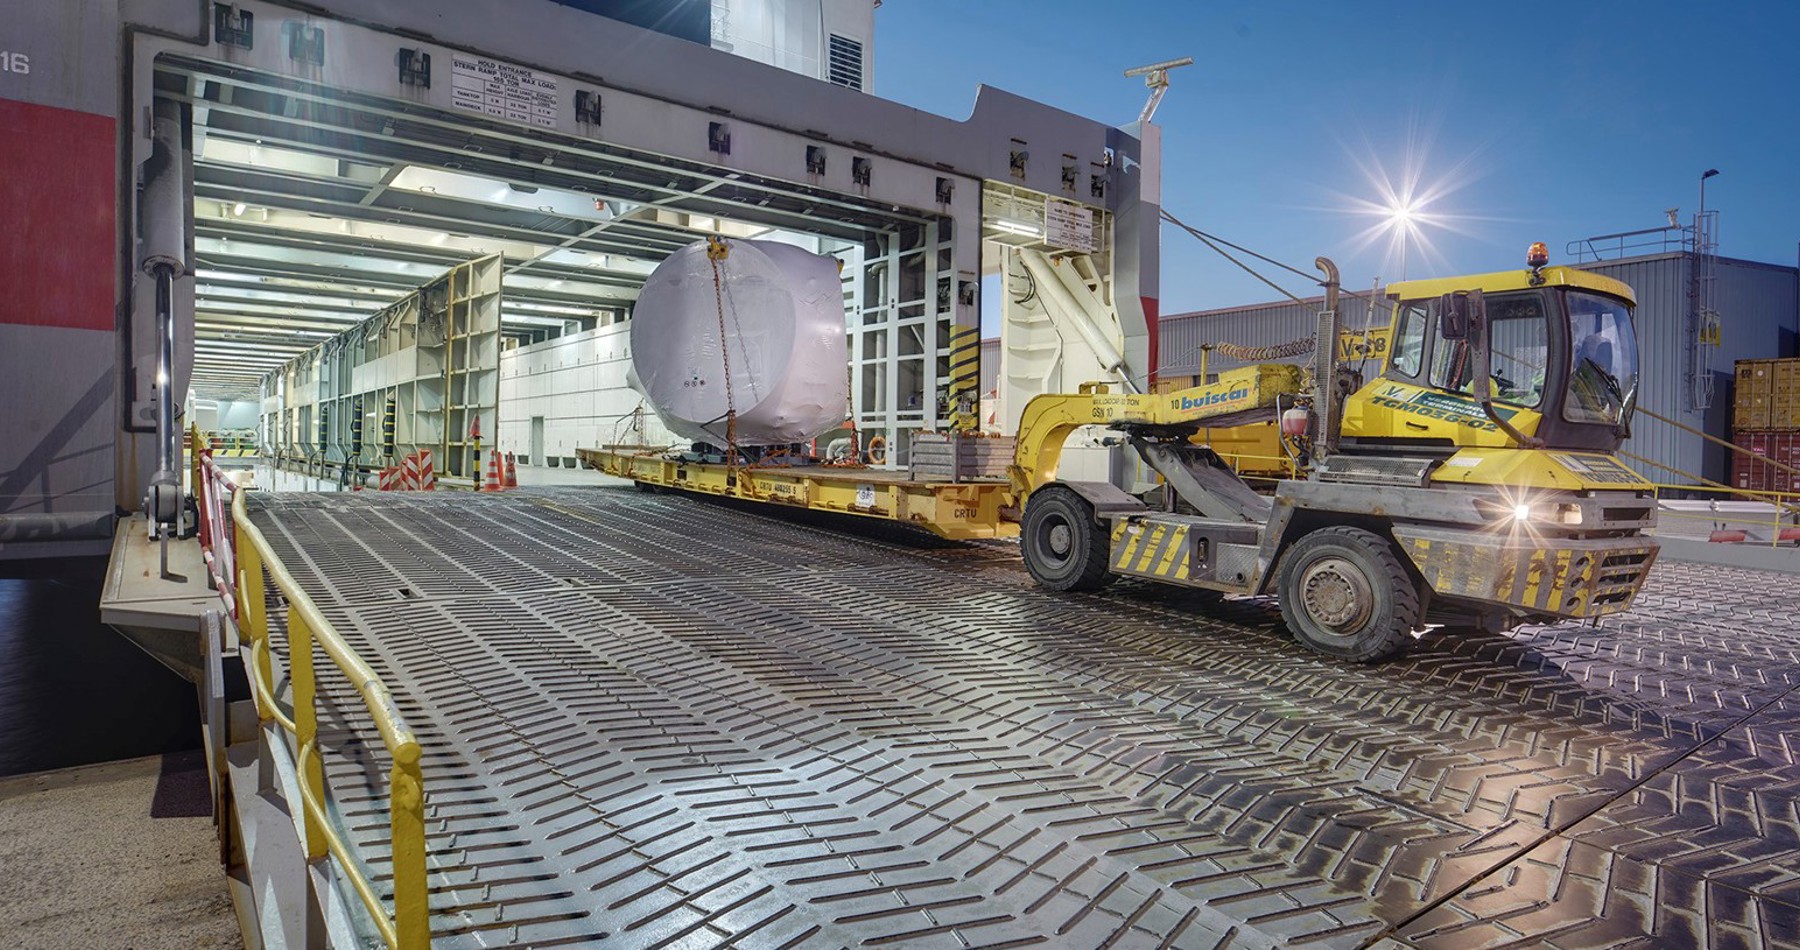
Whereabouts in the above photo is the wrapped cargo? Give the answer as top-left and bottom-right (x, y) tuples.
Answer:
(628, 238), (847, 447)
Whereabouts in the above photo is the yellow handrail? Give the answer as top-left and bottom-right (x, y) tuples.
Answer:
(231, 489), (430, 948)
(243, 639), (298, 735)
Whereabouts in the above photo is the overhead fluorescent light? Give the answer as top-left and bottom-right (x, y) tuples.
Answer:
(991, 219), (1042, 238)
(232, 202), (247, 216)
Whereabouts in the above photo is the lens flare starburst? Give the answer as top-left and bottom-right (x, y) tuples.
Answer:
(1323, 120), (1499, 282)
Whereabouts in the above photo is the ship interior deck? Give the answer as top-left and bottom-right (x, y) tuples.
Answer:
(247, 485), (1800, 949)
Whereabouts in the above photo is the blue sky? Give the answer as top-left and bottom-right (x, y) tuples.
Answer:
(874, 1), (1800, 315)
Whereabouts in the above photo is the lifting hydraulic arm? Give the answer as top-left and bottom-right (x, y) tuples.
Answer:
(1007, 363), (1306, 503)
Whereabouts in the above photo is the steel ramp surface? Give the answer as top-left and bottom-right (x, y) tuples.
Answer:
(246, 488), (1800, 948)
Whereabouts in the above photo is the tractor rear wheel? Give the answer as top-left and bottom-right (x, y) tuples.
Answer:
(1021, 485), (1115, 592)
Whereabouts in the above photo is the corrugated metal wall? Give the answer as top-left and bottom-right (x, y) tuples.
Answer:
(1158, 295), (1384, 379)
(1578, 254), (1797, 483)
(1154, 253), (1799, 485)
(1581, 255), (1693, 482)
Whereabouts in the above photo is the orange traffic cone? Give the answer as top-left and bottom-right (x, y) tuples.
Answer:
(484, 450), (504, 491)
(504, 452), (518, 488)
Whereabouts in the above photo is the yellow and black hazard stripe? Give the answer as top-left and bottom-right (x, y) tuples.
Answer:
(947, 324), (981, 431)
(382, 395), (398, 458)
(1109, 520), (1193, 582)
(1402, 536), (1657, 619)
(350, 397), (365, 456)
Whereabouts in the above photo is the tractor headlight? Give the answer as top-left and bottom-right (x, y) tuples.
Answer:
(1496, 500), (1584, 524)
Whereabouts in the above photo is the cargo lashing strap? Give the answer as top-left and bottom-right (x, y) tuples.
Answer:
(706, 237), (753, 495)
(821, 363), (867, 469)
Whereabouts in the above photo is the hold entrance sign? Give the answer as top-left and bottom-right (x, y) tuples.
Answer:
(1044, 199), (1099, 253)
(450, 55), (558, 128)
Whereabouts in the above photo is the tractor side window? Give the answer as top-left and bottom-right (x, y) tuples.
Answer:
(1487, 296), (1549, 407)
(1390, 303), (1426, 378)
(1429, 293), (1548, 406)
(1429, 331), (1473, 394)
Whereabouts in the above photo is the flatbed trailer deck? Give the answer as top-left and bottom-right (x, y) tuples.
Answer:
(576, 446), (1019, 540)
(241, 485), (1800, 948)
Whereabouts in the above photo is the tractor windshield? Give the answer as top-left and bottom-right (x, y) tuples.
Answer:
(1564, 292), (1639, 428)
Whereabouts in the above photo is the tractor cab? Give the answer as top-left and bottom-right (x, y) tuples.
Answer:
(1340, 246), (1641, 455)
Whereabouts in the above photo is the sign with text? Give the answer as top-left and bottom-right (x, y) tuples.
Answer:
(450, 55), (558, 128)
(1044, 199), (1099, 253)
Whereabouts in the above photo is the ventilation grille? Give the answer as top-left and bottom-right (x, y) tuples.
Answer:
(828, 34), (863, 90)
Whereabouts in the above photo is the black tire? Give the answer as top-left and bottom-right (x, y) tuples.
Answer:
(1276, 526), (1420, 662)
(633, 481), (659, 494)
(1021, 485), (1115, 592)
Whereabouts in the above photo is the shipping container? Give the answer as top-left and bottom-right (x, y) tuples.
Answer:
(1736, 358), (1777, 430)
(1737, 360), (1768, 430)
(1773, 358), (1800, 429)
(1730, 429), (1800, 494)
(1730, 357), (1800, 494)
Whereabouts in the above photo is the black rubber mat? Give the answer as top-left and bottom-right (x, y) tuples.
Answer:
(247, 487), (1800, 948)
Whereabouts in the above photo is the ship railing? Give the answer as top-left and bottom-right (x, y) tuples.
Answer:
(1650, 482), (1800, 547)
(229, 486), (430, 949)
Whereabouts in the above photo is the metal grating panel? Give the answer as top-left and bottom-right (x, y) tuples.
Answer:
(249, 488), (1800, 948)
(827, 34), (863, 91)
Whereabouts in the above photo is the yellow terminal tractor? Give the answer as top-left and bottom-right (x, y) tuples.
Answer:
(1010, 246), (1660, 661)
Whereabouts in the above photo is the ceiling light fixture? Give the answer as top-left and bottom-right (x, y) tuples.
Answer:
(991, 219), (1043, 238)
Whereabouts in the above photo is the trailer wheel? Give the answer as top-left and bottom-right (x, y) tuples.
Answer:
(1277, 526), (1419, 662)
(1021, 485), (1114, 591)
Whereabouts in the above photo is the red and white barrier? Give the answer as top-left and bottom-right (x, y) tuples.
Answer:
(379, 450), (436, 491)
(411, 450), (436, 491)
(194, 448), (239, 620)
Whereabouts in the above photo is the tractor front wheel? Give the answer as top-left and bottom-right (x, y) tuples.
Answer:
(1277, 526), (1420, 662)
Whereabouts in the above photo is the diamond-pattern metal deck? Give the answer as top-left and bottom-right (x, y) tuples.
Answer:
(246, 488), (1800, 948)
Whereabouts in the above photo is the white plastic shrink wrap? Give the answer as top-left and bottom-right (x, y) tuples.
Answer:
(628, 239), (848, 447)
